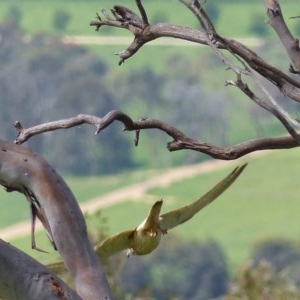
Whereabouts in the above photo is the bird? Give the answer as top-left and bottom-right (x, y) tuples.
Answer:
(95, 164), (247, 258)
(48, 164), (246, 275)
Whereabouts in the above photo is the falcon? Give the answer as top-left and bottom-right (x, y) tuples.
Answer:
(48, 164), (246, 275)
(95, 164), (247, 258)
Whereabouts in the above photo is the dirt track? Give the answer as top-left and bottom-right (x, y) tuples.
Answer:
(62, 36), (263, 48)
(0, 157), (250, 241)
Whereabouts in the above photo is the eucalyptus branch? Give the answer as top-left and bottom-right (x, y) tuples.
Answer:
(264, 0), (300, 74)
(90, 1), (300, 104)
(180, 0), (300, 138)
(0, 239), (81, 300)
(0, 140), (113, 299)
(90, 5), (225, 65)
(226, 75), (300, 142)
(135, 0), (149, 25)
(14, 110), (300, 160)
(180, 0), (216, 33)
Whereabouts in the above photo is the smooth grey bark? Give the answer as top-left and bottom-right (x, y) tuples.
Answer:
(0, 239), (81, 300)
(0, 140), (113, 299)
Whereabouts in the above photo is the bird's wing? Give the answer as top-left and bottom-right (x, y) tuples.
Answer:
(94, 229), (135, 259)
(47, 230), (135, 274)
(159, 164), (247, 231)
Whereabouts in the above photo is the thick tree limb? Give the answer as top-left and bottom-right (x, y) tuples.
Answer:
(0, 239), (81, 300)
(0, 140), (113, 300)
(14, 110), (300, 160)
(264, 0), (300, 74)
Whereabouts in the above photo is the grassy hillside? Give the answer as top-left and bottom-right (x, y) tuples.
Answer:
(0, 1), (298, 37)
(98, 148), (300, 270)
(4, 1), (298, 71)
(0, 168), (159, 228)
(5, 147), (300, 270)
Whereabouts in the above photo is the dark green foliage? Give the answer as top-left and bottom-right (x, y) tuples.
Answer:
(223, 238), (300, 299)
(252, 238), (300, 271)
(6, 5), (22, 24)
(249, 14), (269, 37)
(205, 3), (220, 24)
(52, 9), (71, 31)
(251, 238), (300, 288)
(114, 237), (229, 300)
(225, 261), (300, 299)
(0, 22), (136, 174)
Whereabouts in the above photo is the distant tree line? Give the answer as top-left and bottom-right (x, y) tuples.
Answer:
(91, 234), (300, 300)
(0, 19), (137, 175)
(0, 18), (230, 175)
(86, 217), (300, 299)
(0, 16), (289, 175)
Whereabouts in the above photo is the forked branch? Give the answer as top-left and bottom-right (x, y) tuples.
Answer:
(14, 110), (300, 160)
(90, 4), (225, 65)
(90, 1), (300, 104)
(264, 0), (300, 74)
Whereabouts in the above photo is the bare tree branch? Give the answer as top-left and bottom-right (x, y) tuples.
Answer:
(90, 1), (300, 105)
(180, 0), (216, 33)
(226, 75), (300, 142)
(13, 110), (300, 160)
(90, 1), (300, 153)
(179, 0), (300, 135)
(135, 0), (149, 25)
(90, 6), (225, 65)
(264, 0), (300, 74)
(181, 0), (300, 135)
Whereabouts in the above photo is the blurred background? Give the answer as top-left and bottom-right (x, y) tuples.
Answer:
(1, 0), (300, 299)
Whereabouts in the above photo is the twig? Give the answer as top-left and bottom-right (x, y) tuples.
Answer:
(181, 0), (300, 138)
(135, 0), (149, 25)
(90, 2), (300, 104)
(265, 0), (300, 74)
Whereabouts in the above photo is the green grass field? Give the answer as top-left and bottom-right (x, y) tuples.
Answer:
(1, 1), (297, 77)
(4, 147), (300, 270)
(1, 1), (298, 77)
(0, 1), (298, 37)
(99, 148), (300, 270)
